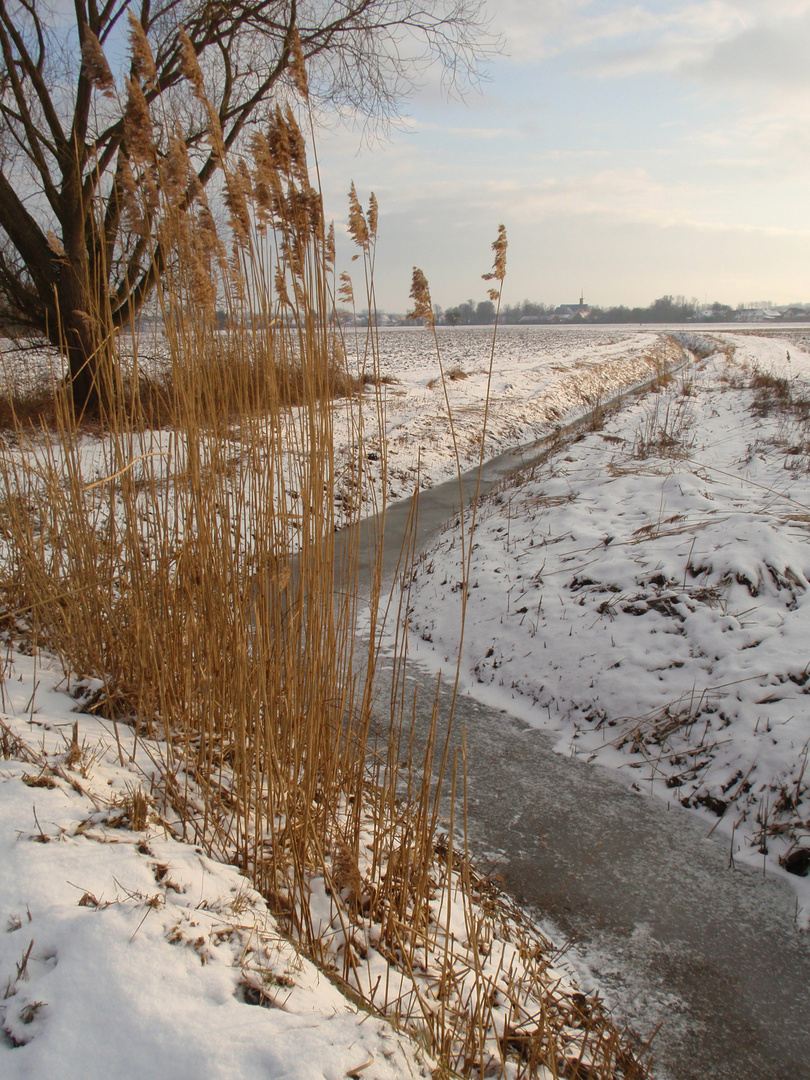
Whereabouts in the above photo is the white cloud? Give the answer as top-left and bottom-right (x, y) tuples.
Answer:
(402, 119), (525, 140)
(494, 0), (810, 80)
(490, 0), (810, 180)
(478, 167), (708, 228)
(331, 166), (708, 233)
(684, 12), (810, 88)
(493, 0), (750, 64)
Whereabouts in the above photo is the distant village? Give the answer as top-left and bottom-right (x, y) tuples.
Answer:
(345, 295), (810, 327)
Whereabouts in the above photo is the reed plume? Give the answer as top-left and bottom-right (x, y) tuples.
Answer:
(128, 12), (158, 88)
(81, 28), (115, 97)
(408, 267), (434, 326)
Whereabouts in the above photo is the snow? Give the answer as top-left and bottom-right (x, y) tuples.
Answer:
(3, 323), (808, 1076)
(0, 647), (632, 1080)
(0, 654), (427, 1080)
(404, 330), (810, 924)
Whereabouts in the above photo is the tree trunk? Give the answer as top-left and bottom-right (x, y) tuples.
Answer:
(54, 194), (116, 419)
(52, 274), (101, 418)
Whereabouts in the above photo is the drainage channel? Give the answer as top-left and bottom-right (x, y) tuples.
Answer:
(351, 345), (695, 592)
(367, 661), (810, 1080)
(337, 347), (810, 1079)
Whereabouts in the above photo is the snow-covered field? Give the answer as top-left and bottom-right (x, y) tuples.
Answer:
(405, 329), (810, 924)
(338, 326), (683, 509)
(3, 324), (808, 1076)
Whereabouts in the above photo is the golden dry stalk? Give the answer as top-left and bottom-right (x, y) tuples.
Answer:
(408, 267), (434, 327)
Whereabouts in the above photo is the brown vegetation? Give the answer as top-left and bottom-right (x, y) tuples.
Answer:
(0, 78), (647, 1080)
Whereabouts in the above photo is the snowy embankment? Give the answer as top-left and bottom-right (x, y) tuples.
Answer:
(1, 326), (673, 1079)
(0, 654), (426, 1079)
(406, 331), (810, 924)
(0, 649), (638, 1079)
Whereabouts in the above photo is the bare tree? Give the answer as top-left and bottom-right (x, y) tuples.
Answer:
(0, 0), (493, 414)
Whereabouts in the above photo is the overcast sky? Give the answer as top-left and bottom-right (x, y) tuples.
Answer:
(315, 0), (810, 313)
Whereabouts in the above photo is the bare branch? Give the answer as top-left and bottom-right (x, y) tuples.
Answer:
(0, 0), (495, 412)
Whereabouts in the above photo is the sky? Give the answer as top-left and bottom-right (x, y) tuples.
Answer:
(314, 0), (810, 313)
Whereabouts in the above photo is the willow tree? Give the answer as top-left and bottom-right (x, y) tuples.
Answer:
(0, 0), (492, 415)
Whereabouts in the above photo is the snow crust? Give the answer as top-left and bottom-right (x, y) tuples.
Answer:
(405, 331), (810, 923)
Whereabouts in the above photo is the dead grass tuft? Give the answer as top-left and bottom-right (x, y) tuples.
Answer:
(750, 368), (791, 415)
(633, 396), (694, 459)
(0, 370), (60, 428)
(746, 364), (810, 472)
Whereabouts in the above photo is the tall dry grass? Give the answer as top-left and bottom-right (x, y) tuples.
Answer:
(0, 98), (380, 928)
(0, 40), (648, 1078)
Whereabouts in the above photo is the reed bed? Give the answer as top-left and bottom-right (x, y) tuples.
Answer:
(0, 98), (376, 936)
(0, 45), (647, 1078)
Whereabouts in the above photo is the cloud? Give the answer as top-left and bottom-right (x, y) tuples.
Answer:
(401, 119), (525, 140)
(493, 0), (749, 64)
(490, 0), (810, 179)
(495, 1), (810, 82)
(328, 165), (709, 234)
(479, 168), (708, 229)
(683, 12), (810, 88)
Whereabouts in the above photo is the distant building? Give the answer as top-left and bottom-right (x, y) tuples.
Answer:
(552, 295), (590, 322)
(736, 307), (781, 322)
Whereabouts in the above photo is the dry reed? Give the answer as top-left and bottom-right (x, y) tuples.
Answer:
(0, 39), (648, 1079)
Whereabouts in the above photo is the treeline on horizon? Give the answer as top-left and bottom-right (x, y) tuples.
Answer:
(432, 293), (810, 326)
(440, 295), (736, 325)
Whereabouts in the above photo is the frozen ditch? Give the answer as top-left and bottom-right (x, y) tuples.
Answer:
(368, 659), (810, 1080)
(349, 338), (810, 1080)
